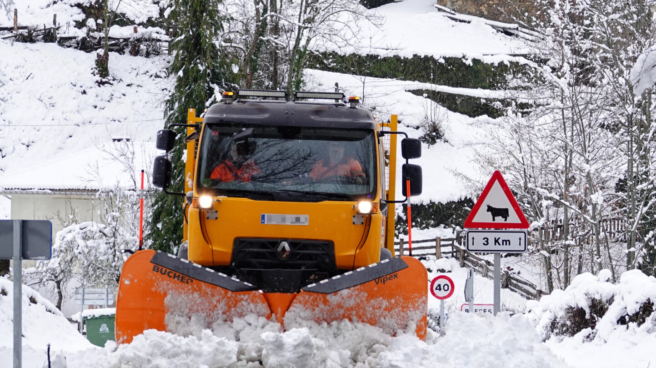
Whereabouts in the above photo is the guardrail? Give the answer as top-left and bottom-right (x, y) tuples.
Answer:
(393, 236), (544, 300)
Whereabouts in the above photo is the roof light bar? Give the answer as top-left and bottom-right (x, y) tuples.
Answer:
(294, 91), (345, 101)
(238, 89), (287, 99)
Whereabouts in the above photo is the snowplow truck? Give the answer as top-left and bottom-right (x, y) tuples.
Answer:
(115, 90), (427, 343)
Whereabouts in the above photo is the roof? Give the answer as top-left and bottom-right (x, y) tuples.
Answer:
(0, 142), (157, 193)
(203, 100), (377, 130)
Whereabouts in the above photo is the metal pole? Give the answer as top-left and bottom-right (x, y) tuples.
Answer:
(105, 287), (108, 308)
(494, 253), (500, 316)
(469, 269), (474, 314)
(79, 287), (84, 333)
(13, 220), (22, 368)
(139, 170), (144, 251)
(439, 299), (445, 336)
(406, 180), (412, 256)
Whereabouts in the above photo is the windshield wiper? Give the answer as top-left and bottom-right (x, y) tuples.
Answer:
(217, 189), (275, 200)
(277, 190), (355, 200)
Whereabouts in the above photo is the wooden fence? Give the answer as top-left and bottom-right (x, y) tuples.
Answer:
(394, 237), (544, 300)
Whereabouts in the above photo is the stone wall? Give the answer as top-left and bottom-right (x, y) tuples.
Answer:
(436, 0), (536, 24)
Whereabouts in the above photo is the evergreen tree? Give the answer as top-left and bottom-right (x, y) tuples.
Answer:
(147, 0), (232, 253)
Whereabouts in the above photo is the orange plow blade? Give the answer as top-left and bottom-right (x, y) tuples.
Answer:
(115, 250), (270, 344)
(284, 256), (428, 339)
(116, 251), (427, 343)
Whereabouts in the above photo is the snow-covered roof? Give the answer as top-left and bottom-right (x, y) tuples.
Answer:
(0, 142), (157, 193)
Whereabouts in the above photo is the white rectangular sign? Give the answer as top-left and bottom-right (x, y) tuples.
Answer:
(461, 304), (494, 314)
(75, 288), (114, 306)
(465, 230), (527, 253)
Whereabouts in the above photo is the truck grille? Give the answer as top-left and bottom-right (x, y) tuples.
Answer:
(231, 238), (337, 292)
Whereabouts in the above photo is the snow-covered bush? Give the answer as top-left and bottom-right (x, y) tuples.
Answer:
(32, 221), (136, 310)
(527, 269), (656, 341)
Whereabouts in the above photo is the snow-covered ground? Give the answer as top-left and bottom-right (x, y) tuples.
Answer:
(2, 260), (655, 368)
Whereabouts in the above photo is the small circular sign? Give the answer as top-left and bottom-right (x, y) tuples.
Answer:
(430, 275), (455, 300)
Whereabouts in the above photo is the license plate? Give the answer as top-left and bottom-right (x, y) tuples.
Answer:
(261, 214), (309, 226)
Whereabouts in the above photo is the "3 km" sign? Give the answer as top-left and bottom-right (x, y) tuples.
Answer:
(466, 230), (527, 253)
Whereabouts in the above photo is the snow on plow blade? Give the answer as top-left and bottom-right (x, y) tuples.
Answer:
(115, 250), (270, 344)
(287, 256), (428, 340)
(115, 250), (428, 343)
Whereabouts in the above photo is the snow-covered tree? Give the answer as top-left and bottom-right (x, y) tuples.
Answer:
(148, 0), (233, 254)
(0, 0), (13, 22)
(34, 221), (136, 310)
(222, 0), (379, 91)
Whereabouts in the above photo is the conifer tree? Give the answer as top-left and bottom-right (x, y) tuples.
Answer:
(147, 0), (232, 253)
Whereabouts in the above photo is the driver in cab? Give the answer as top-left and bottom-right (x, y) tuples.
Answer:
(309, 141), (365, 184)
(210, 141), (260, 183)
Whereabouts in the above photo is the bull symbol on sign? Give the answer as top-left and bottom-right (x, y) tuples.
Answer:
(486, 205), (509, 222)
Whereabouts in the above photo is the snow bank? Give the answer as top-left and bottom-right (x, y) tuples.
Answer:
(0, 278), (92, 351)
(19, 313), (567, 368)
(527, 269), (656, 342)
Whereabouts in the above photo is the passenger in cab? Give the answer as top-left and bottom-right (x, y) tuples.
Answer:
(210, 141), (260, 182)
(309, 141), (366, 184)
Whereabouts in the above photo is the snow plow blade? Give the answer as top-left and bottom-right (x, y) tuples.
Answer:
(115, 250), (271, 344)
(284, 256), (428, 339)
(116, 251), (427, 343)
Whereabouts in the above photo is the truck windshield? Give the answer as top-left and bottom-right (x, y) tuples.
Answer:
(197, 125), (376, 201)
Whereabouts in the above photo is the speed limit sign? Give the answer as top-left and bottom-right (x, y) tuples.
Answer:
(430, 275), (455, 300)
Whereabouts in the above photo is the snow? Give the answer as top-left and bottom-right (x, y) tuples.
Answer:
(0, 195), (9, 219)
(70, 307), (116, 323)
(0, 0), (169, 29)
(526, 269), (656, 342)
(0, 278), (92, 352)
(631, 45), (656, 96)
(338, 0), (530, 59)
(0, 40), (167, 184)
(2, 255), (655, 367)
(0, 142), (156, 190)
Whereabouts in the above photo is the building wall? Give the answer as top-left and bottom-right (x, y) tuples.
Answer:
(10, 194), (102, 236)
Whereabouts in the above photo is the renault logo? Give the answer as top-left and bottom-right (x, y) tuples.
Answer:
(277, 241), (291, 260)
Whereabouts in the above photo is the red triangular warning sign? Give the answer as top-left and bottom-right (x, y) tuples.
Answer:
(464, 171), (529, 229)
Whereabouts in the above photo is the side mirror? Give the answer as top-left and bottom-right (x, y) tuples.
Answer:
(401, 164), (422, 197)
(152, 155), (172, 188)
(156, 130), (176, 151)
(401, 138), (421, 159)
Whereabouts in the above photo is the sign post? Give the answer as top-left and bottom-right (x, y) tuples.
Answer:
(13, 221), (21, 368)
(464, 268), (474, 313)
(1, 220), (52, 368)
(463, 171), (528, 316)
(430, 275), (454, 336)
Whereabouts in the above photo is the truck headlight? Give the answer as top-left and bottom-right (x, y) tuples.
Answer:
(357, 200), (373, 214)
(198, 195), (213, 209)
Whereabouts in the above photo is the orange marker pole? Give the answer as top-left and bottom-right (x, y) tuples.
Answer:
(406, 179), (412, 256)
(139, 170), (144, 250)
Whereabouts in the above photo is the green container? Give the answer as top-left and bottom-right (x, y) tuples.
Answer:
(84, 314), (115, 347)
